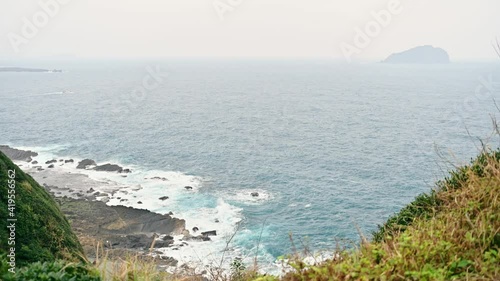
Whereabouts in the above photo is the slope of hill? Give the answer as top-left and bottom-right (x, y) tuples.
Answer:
(0, 151), (85, 267)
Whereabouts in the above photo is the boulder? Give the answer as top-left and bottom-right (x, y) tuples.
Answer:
(93, 164), (124, 173)
(201, 230), (217, 237)
(77, 159), (96, 169)
(184, 186), (193, 190)
(32, 161), (38, 165)
(153, 240), (174, 248)
(46, 159), (57, 164)
(65, 159), (74, 163)
(162, 235), (174, 241)
(47, 164), (55, 168)
(192, 227), (199, 232)
(251, 192), (259, 197)
(159, 196), (169, 201)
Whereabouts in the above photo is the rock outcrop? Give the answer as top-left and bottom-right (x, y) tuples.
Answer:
(383, 45), (450, 64)
(76, 159), (97, 169)
(0, 145), (38, 162)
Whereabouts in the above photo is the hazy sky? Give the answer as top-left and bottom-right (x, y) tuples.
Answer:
(1, 0), (499, 61)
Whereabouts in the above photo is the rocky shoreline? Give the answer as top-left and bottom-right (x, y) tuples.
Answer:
(0, 145), (217, 271)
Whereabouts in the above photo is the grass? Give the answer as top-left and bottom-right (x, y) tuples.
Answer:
(0, 151), (85, 267)
(262, 148), (500, 281)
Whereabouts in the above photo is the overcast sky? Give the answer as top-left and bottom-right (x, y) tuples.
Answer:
(1, 0), (499, 61)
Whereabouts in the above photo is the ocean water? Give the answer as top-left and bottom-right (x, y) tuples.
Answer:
(1, 59), (499, 269)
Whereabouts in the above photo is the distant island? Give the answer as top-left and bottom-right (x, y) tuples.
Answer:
(382, 45), (450, 64)
(0, 67), (62, 72)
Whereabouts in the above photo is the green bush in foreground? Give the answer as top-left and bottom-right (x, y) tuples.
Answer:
(0, 259), (100, 281)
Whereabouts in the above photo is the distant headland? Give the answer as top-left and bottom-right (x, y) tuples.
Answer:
(0, 67), (62, 72)
(382, 45), (450, 64)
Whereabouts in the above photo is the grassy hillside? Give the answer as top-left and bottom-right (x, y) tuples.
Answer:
(0, 151), (85, 267)
(263, 149), (500, 281)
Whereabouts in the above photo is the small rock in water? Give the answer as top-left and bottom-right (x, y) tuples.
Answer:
(76, 159), (96, 169)
(65, 159), (74, 163)
(201, 230), (217, 237)
(214, 218), (220, 223)
(120, 199), (128, 202)
(167, 211), (174, 216)
(47, 164), (54, 168)
(59, 159), (64, 162)
(137, 201), (143, 204)
(192, 227), (199, 232)
(45, 159), (57, 164)
(184, 186), (193, 190)
(87, 188), (95, 193)
(251, 192), (259, 197)
(32, 161), (38, 164)
(159, 196), (169, 201)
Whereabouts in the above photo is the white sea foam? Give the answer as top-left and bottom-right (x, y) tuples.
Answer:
(222, 188), (274, 205)
(14, 146), (267, 272)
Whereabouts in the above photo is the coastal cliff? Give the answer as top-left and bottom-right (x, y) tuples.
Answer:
(0, 151), (85, 267)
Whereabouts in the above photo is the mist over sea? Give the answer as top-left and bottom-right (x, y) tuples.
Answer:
(1, 59), (499, 267)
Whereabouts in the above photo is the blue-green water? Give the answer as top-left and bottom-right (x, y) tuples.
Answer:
(1, 59), (499, 267)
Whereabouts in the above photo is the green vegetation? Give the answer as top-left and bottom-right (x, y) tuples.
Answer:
(264, 149), (500, 280)
(0, 259), (100, 281)
(0, 151), (85, 268)
(1, 142), (499, 280)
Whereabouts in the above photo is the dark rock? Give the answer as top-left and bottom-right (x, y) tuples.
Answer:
(120, 199), (128, 202)
(77, 159), (96, 169)
(46, 159), (57, 164)
(93, 164), (124, 173)
(151, 177), (168, 181)
(159, 196), (169, 201)
(59, 159), (64, 162)
(153, 240), (174, 248)
(87, 188), (95, 193)
(192, 227), (199, 232)
(37, 167), (44, 171)
(0, 145), (38, 162)
(137, 201), (143, 204)
(214, 218), (220, 223)
(184, 186), (193, 190)
(251, 192), (259, 197)
(201, 230), (217, 237)
(191, 235), (211, 242)
(32, 161), (38, 164)
(65, 159), (74, 163)
(122, 168), (131, 173)
(162, 235), (174, 241)
(47, 164), (55, 168)
(168, 212), (174, 216)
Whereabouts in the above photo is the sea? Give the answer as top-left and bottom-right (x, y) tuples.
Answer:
(1, 58), (499, 272)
